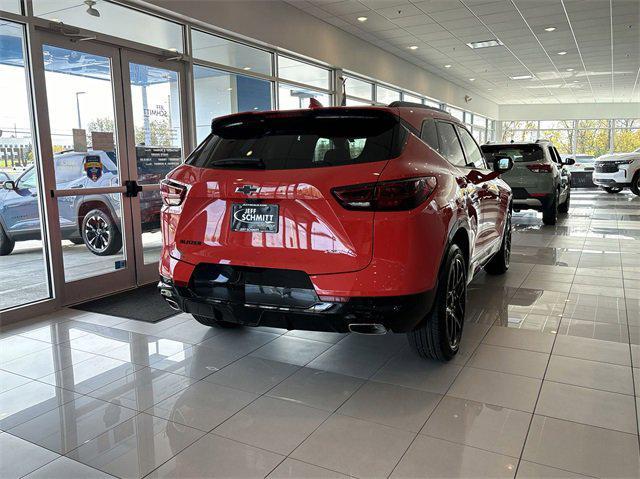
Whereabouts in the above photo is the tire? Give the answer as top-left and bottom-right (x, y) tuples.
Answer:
(192, 314), (242, 329)
(485, 210), (511, 275)
(542, 193), (558, 225)
(0, 223), (15, 256)
(69, 237), (84, 245)
(558, 188), (570, 214)
(81, 208), (122, 256)
(603, 186), (623, 194)
(631, 173), (640, 197)
(407, 244), (466, 361)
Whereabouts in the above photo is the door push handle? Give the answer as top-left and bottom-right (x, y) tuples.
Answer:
(124, 180), (142, 198)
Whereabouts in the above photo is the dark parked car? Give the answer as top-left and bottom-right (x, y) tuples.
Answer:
(0, 150), (162, 256)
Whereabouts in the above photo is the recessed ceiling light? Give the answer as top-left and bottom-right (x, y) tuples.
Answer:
(510, 75), (534, 80)
(408, 45), (419, 50)
(466, 39), (503, 49)
(566, 68), (574, 71)
(357, 16), (368, 22)
(557, 51), (567, 55)
(545, 27), (556, 32)
(243, 66), (252, 70)
(488, 88), (493, 91)
(444, 64), (452, 68)
(469, 78), (475, 81)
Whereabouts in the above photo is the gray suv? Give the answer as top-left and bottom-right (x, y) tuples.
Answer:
(481, 140), (574, 225)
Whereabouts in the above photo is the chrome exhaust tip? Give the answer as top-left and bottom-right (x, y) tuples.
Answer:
(348, 323), (388, 335)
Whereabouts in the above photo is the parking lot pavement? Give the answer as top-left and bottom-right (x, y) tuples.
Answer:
(1, 236), (161, 311)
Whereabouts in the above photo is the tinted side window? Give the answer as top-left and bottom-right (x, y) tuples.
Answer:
(435, 122), (465, 166)
(420, 119), (439, 151)
(19, 168), (37, 189)
(550, 147), (561, 163)
(457, 126), (487, 169)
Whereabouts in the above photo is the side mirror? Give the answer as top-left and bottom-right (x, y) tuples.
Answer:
(564, 157), (575, 165)
(2, 180), (16, 190)
(493, 156), (513, 173)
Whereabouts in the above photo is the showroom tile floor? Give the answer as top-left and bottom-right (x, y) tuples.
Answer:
(1, 188), (639, 478)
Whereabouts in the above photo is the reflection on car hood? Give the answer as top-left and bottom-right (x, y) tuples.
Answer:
(596, 151), (640, 162)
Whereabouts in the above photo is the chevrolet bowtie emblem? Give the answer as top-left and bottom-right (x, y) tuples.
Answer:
(235, 185), (259, 195)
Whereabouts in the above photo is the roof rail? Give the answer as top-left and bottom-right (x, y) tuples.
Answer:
(387, 101), (447, 113)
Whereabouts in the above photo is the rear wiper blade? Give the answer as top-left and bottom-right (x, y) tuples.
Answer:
(209, 157), (265, 168)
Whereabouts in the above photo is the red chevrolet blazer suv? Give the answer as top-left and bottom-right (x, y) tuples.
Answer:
(158, 102), (513, 360)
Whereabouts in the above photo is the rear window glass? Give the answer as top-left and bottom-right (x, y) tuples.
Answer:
(481, 144), (544, 162)
(187, 109), (406, 170)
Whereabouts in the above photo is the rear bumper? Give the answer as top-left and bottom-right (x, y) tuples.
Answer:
(158, 275), (436, 334)
(511, 188), (553, 211)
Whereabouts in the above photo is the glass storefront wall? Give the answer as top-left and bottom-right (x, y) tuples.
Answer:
(191, 30), (272, 76)
(502, 119), (640, 155)
(278, 83), (330, 109)
(193, 66), (272, 142)
(278, 56), (330, 90)
(614, 119), (640, 153)
(0, 20), (50, 310)
(344, 75), (373, 101)
(33, 0), (184, 52)
(0, 0), (21, 14)
(376, 85), (400, 105)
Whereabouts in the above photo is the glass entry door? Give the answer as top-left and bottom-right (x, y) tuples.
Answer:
(34, 31), (189, 304)
(121, 51), (187, 285)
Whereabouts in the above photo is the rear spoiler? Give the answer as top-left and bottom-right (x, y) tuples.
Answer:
(211, 108), (397, 135)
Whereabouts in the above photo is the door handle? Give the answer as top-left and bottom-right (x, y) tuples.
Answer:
(70, 184), (84, 189)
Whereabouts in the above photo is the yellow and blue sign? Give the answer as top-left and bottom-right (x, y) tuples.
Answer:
(84, 155), (103, 182)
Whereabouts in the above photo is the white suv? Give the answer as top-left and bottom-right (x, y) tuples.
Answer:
(592, 147), (640, 196)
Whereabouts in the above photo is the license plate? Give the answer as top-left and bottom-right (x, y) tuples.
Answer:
(231, 203), (279, 233)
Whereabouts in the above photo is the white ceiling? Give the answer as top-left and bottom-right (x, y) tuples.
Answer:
(284, 0), (640, 105)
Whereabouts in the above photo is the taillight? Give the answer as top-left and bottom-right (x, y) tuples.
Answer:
(332, 177), (437, 211)
(160, 179), (187, 206)
(526, 163), (552, 173)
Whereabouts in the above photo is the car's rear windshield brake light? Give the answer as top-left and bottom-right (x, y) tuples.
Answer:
(160, 179), (187, 206)
(526, 163), (552, 173)
(332, 177), (437, 211)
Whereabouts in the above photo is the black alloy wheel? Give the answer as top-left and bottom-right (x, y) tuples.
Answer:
(445, 254), (466, 350)
(407, 243), (467, 361)
(604, 186), (623, 194)
(82, 208), (122, 256)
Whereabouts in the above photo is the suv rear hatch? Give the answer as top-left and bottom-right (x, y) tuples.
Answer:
(171, 108), (406, 275)
(481, 144), (550, 193)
